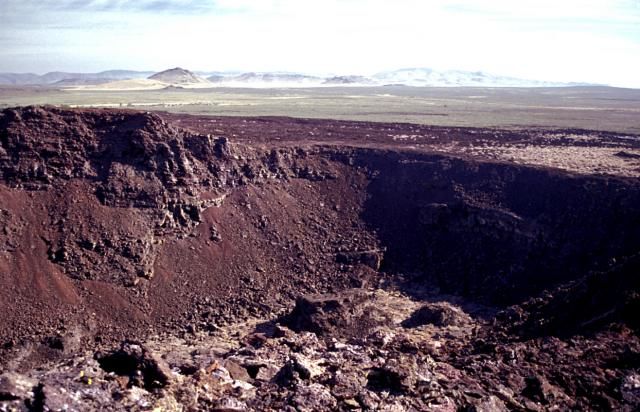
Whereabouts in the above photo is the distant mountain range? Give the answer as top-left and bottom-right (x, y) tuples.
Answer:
(207, 72), (324, 87)
(371, 68), (579, 87)
(0, 70), (153, 86)
(0, 67), (596, 88)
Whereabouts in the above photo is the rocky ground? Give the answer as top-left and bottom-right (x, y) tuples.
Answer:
(1, 106), (640, 411)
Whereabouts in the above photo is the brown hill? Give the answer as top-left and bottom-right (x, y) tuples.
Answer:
(148, 67), (210, 84)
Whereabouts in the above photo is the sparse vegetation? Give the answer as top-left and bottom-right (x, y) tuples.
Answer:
(1, 85), (639, 133)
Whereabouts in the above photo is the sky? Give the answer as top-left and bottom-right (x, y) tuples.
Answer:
(1, 0), (639, 87)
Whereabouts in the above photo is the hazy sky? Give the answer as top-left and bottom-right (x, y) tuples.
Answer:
(1, 0), (639, 87)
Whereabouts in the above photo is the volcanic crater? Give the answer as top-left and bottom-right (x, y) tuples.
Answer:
(1, 106), (640, 411)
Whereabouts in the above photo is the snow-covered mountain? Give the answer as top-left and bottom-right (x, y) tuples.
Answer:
(208, 72), (324, 87)
(0, 67), (595, 88)
(372, 68), (570, 87)
(208, 68), (586, 88)
(323, 75), (375, 85)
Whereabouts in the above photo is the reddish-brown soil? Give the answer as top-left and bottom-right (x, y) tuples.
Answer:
(1, 106), (640, 410)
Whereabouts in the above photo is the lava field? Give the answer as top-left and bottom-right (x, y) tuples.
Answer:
(1, 106), (640, 411)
